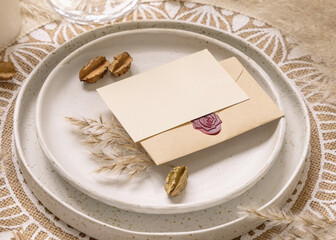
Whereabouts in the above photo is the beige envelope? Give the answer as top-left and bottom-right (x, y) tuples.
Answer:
(140, 57), (284, 165)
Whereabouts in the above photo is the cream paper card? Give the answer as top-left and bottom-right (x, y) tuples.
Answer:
(140, 57), (284, 165)
(97, 50), (248, 142)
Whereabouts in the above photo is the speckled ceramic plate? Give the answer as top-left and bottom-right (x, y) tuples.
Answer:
(14, 21), (309, 240)
(34, 28), (285, 214)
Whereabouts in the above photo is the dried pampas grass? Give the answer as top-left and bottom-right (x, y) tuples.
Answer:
(66, 115), (155, 177)
(239, 206), (336, 240)
(235, 0), (336, 101)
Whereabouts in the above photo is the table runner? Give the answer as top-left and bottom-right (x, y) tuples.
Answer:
(0, 1), (334, 239)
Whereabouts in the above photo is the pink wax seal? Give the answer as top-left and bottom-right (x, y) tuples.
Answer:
(192, 113), (222, 135)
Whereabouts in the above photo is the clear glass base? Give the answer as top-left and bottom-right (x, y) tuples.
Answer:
(48, 0), (139, 23)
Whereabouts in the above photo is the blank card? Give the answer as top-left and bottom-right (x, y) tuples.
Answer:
(97, 50), (248, 142)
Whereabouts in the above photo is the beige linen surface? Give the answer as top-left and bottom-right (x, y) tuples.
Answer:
(0, 1), (334, 240)
(1, 0), (281, 48)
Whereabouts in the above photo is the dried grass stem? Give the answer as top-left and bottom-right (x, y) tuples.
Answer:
(239, 205), (336, 239)
(237, 0), (336, 101)
(66, 115), (155, 177)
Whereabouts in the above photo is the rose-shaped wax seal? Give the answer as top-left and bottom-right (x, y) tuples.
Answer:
(192, 113), (222, 135)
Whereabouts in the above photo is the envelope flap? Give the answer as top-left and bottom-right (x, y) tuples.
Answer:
(221, 57), (243, 82)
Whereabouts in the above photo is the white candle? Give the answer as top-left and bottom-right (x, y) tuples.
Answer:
(0, 0), (21, 47)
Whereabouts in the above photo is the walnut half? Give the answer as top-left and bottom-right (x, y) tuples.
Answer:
(79, 56), (110, 83)
(0, 61), (16, 80)
(165, 166), (188, 197)
(109, 52), (133, 77)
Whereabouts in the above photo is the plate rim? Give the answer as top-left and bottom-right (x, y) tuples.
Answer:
(34, 27), (286, 214)
(13, 20), (310, 236)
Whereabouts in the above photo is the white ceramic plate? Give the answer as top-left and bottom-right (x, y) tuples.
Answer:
(35, 28), (285, 214)
(14, 21), (309, 240)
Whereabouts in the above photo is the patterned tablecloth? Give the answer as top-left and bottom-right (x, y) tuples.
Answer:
(0, 1), (334, 239)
